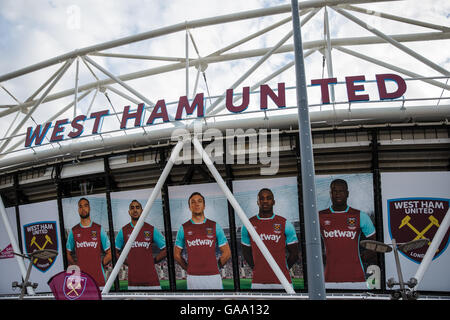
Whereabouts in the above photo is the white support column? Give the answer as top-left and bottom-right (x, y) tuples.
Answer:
(191, 137), (295, 294)
(413, 208), (450, 290)
(0, 196), (35, 295)
(102, 139), (185, 294)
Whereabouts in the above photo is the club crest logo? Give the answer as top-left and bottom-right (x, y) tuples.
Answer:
(144, 230), (151, 241)
(205, 227), (214, 239)
(273, 223), (281, 233)
(347, 217), (357, 230)
(63, 274), (87, 300)
(23, 221), (58, 272)
(388, 198), (450, 263)
(91, 230), (97, 240)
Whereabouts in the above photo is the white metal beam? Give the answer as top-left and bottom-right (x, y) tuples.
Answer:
(205, 29), (293, 115)
(103, 85), (142, 106)
(323, 6), (336, 104)
(3, 90), (93, 154)
(85, 87), (99, 117)
(206, 29), (294, 115)
(341, 4), (450, 32)
(0, 83), (21, 105)
(185, 28), (190, 98)
(206, 11), (306, 57)
(207, 9), (319, 116)
(333, 7), (450, 76)
(0, 0), (400, 83)
(89, 52), (188, 62)
(82, 55), (155, 107)
(0, 59), (74, 153)
(74, 57), (80, 117)
(187, 30), (202, 99)
(23, 62), (70, 104)
(335, 46), (450, 91)
(1, 31), (448, 117)
(226, 50), (315, 109)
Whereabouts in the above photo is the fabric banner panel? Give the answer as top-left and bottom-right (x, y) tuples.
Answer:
(381, 172), (450, 292)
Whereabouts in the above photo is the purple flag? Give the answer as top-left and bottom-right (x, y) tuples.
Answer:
(48, 270), (102, 300)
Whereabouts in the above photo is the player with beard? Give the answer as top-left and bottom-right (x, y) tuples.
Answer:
(241, 188), (299, 289)
(319, 179), (376, 287)
(66, 198), (111, 287)
(174, 192), (231, 290)
(115, 200), (167, 290)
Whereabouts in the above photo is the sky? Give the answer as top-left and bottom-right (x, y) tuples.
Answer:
(0, 0), (449, 154)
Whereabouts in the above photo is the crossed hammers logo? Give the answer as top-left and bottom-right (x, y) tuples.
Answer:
(399, 215), (440, 245)
(66, 277), (82, 297)
(30, 234), (54, 264)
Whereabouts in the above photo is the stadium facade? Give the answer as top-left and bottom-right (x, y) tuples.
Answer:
(0, 0), (449, 300)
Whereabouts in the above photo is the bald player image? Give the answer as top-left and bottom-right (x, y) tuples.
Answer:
(319, 179), (376, 285)
(115, 200), (167, 290)
(174, 192), (231, 290)
(241, 188), (299, 289)
(66, 198), (112, 287)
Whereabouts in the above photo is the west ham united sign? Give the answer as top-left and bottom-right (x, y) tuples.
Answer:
(23, 221), (58, 272)
(388, 198), (450, 263)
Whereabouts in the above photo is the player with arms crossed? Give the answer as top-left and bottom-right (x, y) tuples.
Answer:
(319, 179), (376, 287)
(66, 198), (112, 287)
(241, 188), (299, 289)
(115, 200), (167, 290)
(174, 192), (231, 289)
